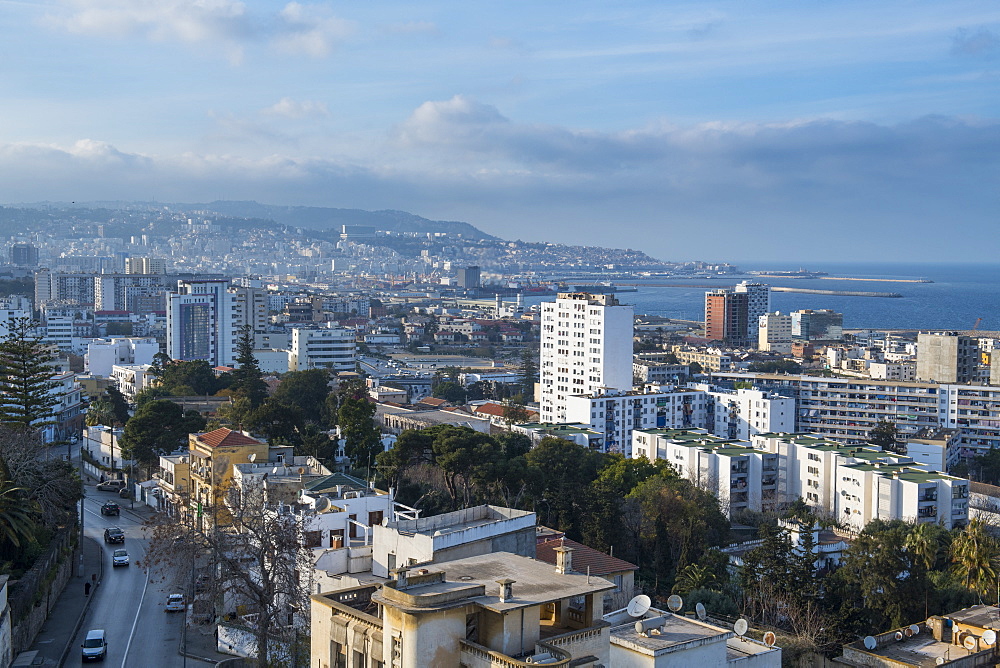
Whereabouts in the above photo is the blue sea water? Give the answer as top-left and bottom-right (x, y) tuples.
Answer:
(532, 263), (1000, 331)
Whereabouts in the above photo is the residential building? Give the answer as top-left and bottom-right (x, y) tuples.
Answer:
(456, 266), (481, 289)
(536, 537), (638, 613)
(110, 364), (155, 400)
(905, 427), (961, 471)
(540, 292), (634, 423)
(735, 281), (770, 344)
(166, 279), (235, 366)
(789, 309), (843, 341)
(604, 604), (781, 668)
(94, 274), (166, 311)
(82, 425), (129, 479)
(705, 288), (749, 347)
(311, 550), (614, 668)
(512, 422), (606, 450)
(699, 387), (795, 441)
(632, 359), (689, 384)
(187, 428), (272, 529)
(10, 243), (38, 267)
(632, 429), (780, 516)
(376, 404), (491, 434)
(916, 331), (978, 383)
(669, 346), (733, 373)
(155, 453), (190, 518)
(565, 387), (707, 455)
(85, 337), (159, 377)
(124, 257), (168, 274)
(758, 312), (793, 353)
(289, 326), (356, 372)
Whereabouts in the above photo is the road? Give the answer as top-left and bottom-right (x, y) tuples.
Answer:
(64, 486), (213, 668)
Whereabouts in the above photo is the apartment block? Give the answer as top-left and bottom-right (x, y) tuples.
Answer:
(540, 293), (633, 424)
(565, 387), (706, 455)
(632, 429), (779, 516)
(791, 309), (843, 341)
(916, 331), (978, 383)
(289, 326), (356, 372)
(698, 387), (795, 441)
(758, 312), (793, 353)
(704, 288), (749, 348)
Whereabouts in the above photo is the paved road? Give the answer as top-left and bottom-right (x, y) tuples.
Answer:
(64, 487), (212, 668)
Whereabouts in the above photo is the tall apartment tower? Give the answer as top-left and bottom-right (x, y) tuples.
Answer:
(125, 257), (167, 274)
(758, 312), (793, 353)
(539, 292), (633, 423)
(916, 332), (978, 383)
(735, 281), (770, 340)
(10, 243), (39, 267)
(166, 279), (235, 366)
(704, 289), (750, 347)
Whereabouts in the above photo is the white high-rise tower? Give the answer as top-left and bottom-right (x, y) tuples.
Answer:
(539, 292), (634, 424)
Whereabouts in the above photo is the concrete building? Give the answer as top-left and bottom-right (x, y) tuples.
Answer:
(166, 279), (235, 366)
(110, 364), (155, 400)
(790, 309), (843, 341)
(604, 605), (781, 668)
(512, 422), (606, 450)
(540, 292), (634, 424)
(10, 243), (38, 267)
(704, 289), (749, 348)
(456, 266), (481, 289)
(289, 326), (356, 372)
(311, 550), (614, 668)
(758, 312), (793, 353)
(536, 537), (637, 613)
(94, 274), (166, 311)
(85, 337), (159, 377)
(916, 331), (978, 383)
(632, 359), (689, 384)
(187, 428), (272, 529)
(565, 387), (707, 455)
(124, 257), (167, 274)
(155, 453), (190, 518)
(669, 346), (733, 373)
(700, 387), (795, 441)
(632, 429), (780, 516)
(735, 281), (770, 344)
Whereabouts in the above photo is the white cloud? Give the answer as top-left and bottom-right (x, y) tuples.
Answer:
(47, 0), (354, 60)
(261, 97), (330, 119)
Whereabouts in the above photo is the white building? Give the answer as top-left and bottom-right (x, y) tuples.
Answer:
(565, 387), (707, 455)
(110, 364), (155, 400)
(699, 387), (795, 441)
(632, 429), (779, 516)
(540, 293), (633, 424)
(758, 312), (793, 353)
(85, 337), (159, 377)
(289, 326), (356, 372)
(735, 281), (770, 347)
(166, 279), (236, 366)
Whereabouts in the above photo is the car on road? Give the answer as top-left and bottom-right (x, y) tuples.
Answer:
(117, 486), (132, 499)
(164, 593), (186, 612)
(103, 527), (125, 544)
(100, 502), (119, 516)
(112, 548), (129, 567)
(96, 480), (126, 492)
(80, 629), (107, 661)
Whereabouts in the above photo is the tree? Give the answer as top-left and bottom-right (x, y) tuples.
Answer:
(272, 369), (331, 421)
(868, 419), (901, 453)
(688, 361), (703, 375)
(157, 359), (223, 396)
(0, 426), (80, 529)
(519, 348), (538, 398)
(748, 360), (802, 374)
(0, 317), (58, 432)
(951, 519), (1000, 594)
(338, 388), (380, 474)
(432, 381), (467, 404)
(120, 400), (206, 472)
(0, 478), (37, 549)
(525, 437), (606, 538)
(229, 325), (268, 410)
(501, 399), (530, 428)
(105, 386), (131, 425)
(245, 400), (305, 444)
(145, 477), (312, 665)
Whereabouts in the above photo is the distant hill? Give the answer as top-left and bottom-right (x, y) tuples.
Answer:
(181, 201), (498, 240)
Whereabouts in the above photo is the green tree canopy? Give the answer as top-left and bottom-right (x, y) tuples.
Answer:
(432, 381), (467, 404)
(338, 386), (380, 474)
(229, 325), (268, 410)
(120, 399), (206, 472)
(272, 369), (331, 421)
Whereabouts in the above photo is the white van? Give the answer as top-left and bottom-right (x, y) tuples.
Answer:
(81, 629), (107, 661)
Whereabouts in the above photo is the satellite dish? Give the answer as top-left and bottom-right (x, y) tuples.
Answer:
(983, 629), (996, 646)
(314, 497), (332, 513)
(936, 658), (945, 666)
(896, 631), (904, 640)
(910, 624), (920, 636)
(297, 467), (305, 474)
(864, 636), (877, 650)
(627, 595), (651, 618)
(248, 453), (256, 462)
(964, 635), (978, 651)
(734, 619), (749, 637)
(763, 631), (776, 647)
(696, 602), (707, 621)
(667, 594), (683, 612)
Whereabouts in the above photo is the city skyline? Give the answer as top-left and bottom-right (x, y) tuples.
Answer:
(2, 1), (998, 262)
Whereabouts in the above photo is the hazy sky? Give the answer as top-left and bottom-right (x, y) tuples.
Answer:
(1, 1), (998, 263)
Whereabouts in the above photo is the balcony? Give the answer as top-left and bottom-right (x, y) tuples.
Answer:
(460, 640), (571, 668)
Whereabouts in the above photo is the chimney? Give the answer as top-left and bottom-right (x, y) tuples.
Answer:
(554, 545), (574, 575)
(393, 567), (409, 589)
(497, 579), (515, 603)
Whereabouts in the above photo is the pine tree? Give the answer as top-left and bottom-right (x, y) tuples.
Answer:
(519, 348), (538, 398)
(0, 317), (58, 432)
(230, 325), (268, 410)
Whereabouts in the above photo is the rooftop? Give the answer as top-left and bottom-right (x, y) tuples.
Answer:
(536, 537), (637, 576)
(194, 428), (264, 449)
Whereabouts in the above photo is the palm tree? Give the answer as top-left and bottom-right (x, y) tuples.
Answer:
(672, 562), (717, 594)
(0, 479), (36, 548)
(906, 522), (941, 572)
(951, 519), (999, 594)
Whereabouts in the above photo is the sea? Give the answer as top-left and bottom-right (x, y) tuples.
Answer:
(528, 262), (1000, 331)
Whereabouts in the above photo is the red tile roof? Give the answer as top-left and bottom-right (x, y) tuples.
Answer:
(535, 537), (637, 576)
(196, 428), (264, 449)
(417, 397), (448, 407)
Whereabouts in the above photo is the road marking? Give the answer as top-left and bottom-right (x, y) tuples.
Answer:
(120, 562), (151, 668)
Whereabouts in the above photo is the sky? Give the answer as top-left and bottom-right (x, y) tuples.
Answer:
(1, 1), (998, 264)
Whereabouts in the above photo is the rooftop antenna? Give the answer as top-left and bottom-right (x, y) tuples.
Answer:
(626, 595), (651, 618)
(734, 619), (749, 638)
(667, 594), (683, 612)
(696, 602), (707, 621)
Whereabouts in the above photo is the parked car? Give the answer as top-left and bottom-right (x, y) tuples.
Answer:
(103, 527), (125, 544)
(117, 486), (132, 499)
(100, 502), (119, 516)
(96, 480), (126, 492)
(164, 594), (185, 612)
(112, 549), (129, 567)
(80, 629), (107, 661)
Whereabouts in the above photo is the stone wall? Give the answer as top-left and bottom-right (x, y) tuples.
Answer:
(9, 527), (75, 655)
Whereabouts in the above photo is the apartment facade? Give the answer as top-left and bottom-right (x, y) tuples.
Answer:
(289, 326), (357, 372)
(704, 289), (750, 348)
(916, 331), (978, 383)
(539, 293), (633, 424)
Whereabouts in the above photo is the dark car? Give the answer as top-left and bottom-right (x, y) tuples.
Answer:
(118, 486), (132, 499)
(100, 502), (119, 516)
(103, 527), (125, 544)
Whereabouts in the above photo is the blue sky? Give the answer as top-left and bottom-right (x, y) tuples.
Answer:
(1, 1), (998, 263)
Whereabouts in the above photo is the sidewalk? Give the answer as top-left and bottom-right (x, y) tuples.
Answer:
(181, 621), (238, 664)
(25, 536), (103, 666)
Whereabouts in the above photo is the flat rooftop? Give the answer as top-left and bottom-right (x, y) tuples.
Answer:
(387, 504), (534, 538)
(609, 612), (731, 655)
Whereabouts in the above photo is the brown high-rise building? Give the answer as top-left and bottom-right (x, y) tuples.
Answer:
(705, 289), (749, 347)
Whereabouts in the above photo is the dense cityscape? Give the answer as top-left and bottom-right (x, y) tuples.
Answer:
(0, 202), (996, 668)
